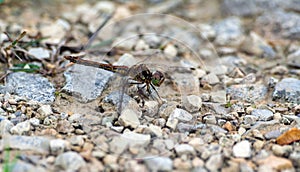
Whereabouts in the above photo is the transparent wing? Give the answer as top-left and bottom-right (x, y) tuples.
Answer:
(93, 14), (226, 161)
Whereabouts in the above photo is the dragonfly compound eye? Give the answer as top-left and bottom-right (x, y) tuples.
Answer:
(152, 71), (165, 86)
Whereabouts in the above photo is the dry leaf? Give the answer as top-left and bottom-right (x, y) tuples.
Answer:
(276, 128), (300, 145)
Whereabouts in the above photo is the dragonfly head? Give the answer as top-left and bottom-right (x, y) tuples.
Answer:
(151, 71), (165, 86)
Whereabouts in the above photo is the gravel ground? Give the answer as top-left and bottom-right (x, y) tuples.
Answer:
(0, 0), (300, 172)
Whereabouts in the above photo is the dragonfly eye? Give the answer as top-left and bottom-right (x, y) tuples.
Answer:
(151, 71), (165, 86)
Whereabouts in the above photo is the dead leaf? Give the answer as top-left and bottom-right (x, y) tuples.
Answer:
(276, 128), (300, 145)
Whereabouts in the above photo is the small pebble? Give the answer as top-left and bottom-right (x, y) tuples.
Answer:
(233, 140), (251, 158)
(118, 109), (140, 128)
(10, 120), (31, 135)
(37, 105), (53, 118)
(55, 151), (86, 171)
(163, 44), (177, 58)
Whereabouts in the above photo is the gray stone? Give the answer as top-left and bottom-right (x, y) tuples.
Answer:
(68, 113), (83, 123)
(227, 84), (268, 102)
(220, 55), (247, 68)
(69, 135), (84, 146)
(252, 129), (264, 140)
(114, 53), (137, 66)
(209, 125), (228, 134)
(272, 145), (293, 157)
(144, 124), (162, 137)
(94, 1), (115, 13)
(233, 140), (251, 158)
(255, 10), (300, 40)
(268, 77), (279, 88)
(189, 137), (205, 147)
(10, 120), (31, 135)
(163, 44), (177, 58)
(283, 115), (300, 123)
(148, 0), (183, 13)
(218, 119), (227, 126)
(201, 93), (210, 102)
(55, 151), (86, 171)
(0, 119), (14, 135)
(144, 157), (173, 171)
(201, 144), (222, 160)
(270, 66), (288, 75)
(2, 72), (55, 104)
(102, 115), (116, 126)
(59, 112), (68, 120)
(198, 23), (216, 39)
(281, 117), (292, 125)
(202, 73), (220, 85)
(50, 139), (68, 154)
(78, 114), (102, 133)
(43, 115), (58, 127)
(264, 130), (281, 139)
(213, 17), (244, 46)
(0, 32), (9, 42)
(113, 37), (137, 51)
(5, 135), (50, 153)
(273, 78), (300, 103)
(103, 91), (131, 108)
(199, 49), (214, 59)
(240, 31), (276, 58)
(40, 19), (69, 44)
(144, 35), (161, 48)
(205, 154), (223, 171)
(210, 90), (226, 103)
(143, 101), (159, 116)
(202, 102), (230, 115)
(183, 95), (202, 113)
(218, 47), (237, 55)
(172, 73), (200, 98)
(175, 144), (195, 155)
(56, 119), (74, 134)
(240, 162), (254, 172)
(122, 131), (151, 147)
(170, 108), (193, 122)
(287, 49), (300, 68)
(109, 131), (150, 154)
(62, 62), (113, 103)
(118, 108), (140, 128)
(222, 0), (293, 17)
(12, 161), (46, 172)
(177, 122), (199, 133)
(192, 167), (208, 172)
(28, 47), (50, 59)
(289, 152), (300, 167)
(203, 115), (217, 125)
(91, 151), (105, 159)
(219, 136), (235, 147)
(0, 107), (6, 115)
(29, 117), (40, 126)
(244, 115), (258, 125)
(37, 105), (53, 118)
(251, 109), (274, 121)
(205, 63), (228, 75)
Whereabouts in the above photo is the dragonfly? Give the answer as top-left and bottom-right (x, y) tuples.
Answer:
(64, 54), (166, 109)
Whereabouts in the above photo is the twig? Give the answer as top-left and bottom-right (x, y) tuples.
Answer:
(83, 11), (115, 51)
(0, 71), (10, 82)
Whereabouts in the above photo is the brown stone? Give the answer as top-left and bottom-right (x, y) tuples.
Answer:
(257, 155), (293, 171)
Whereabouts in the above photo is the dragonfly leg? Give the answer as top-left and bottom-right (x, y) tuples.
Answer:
(150, 83), (163, 104)
(126, 80), (148, 107)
